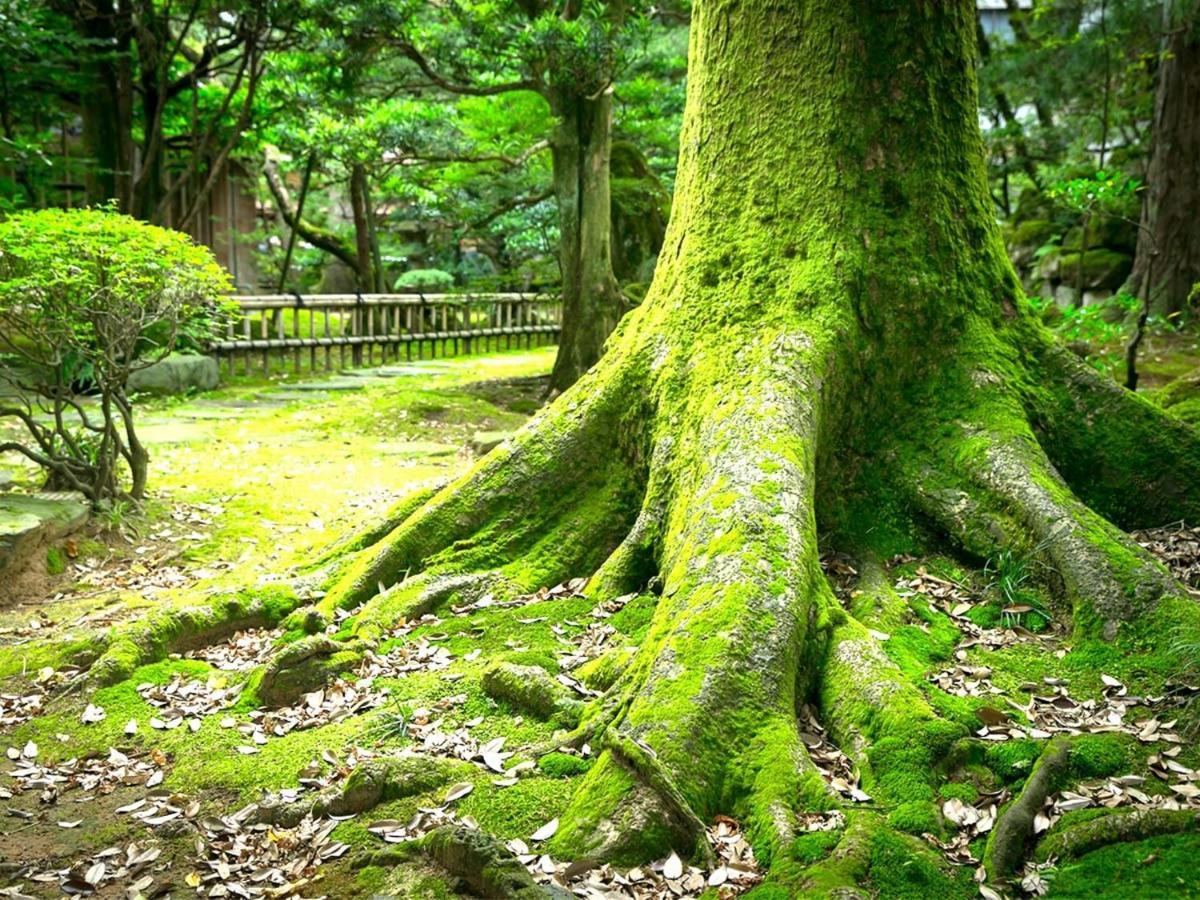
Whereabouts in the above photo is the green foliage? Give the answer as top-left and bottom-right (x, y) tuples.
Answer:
(981, 541), (1052, 628)
(361, 699), (414, 745)
(1046, 170), (1142, 221)
(0, 207), (232, 371)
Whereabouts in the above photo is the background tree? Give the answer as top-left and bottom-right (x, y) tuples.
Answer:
(37, 0), (302, 222)
(356, 0), (656, 391)
(1126, 0), (1200, 317)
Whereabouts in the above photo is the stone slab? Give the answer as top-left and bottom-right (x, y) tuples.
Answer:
(0, 492), (89, 577)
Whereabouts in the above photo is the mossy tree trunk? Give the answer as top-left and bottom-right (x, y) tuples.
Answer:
(314, 0), (1200, 890)
(1129, 0), (1200, 318)
(547, 85), (625, 394)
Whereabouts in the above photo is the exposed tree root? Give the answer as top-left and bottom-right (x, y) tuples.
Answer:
(481, 662), (583, 728)
(253, 755), (469, 828)
(319, 355), (647, 617)
(1028, 342), (1200, 528)
(910, 400), (1179, 639)
(1035, 807), (1200, 863)
(820, 613), (963, 820)
(361, 825), (567, 899)
(985, 735), (1073, 878)
(255, 634), (366, 708)
(794, 811), (877, 899)
(66, 585), (305, 688)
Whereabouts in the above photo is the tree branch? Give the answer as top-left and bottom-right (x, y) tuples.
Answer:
(470, 188), (554, 230)
(262, 151), (360, 271)
(399, 139), (550, 169)
(395, 40), (539, 96)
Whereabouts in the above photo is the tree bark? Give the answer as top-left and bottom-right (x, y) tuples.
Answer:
(67, 0), (135, 208)
(1128, 0), (1200, 318)
(547, 87), (625, 394)
(349, 163), (375, 292)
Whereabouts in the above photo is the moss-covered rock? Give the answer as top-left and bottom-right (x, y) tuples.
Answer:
(1053, 248), (1134, 291)
(1061, 218), (1138, 254)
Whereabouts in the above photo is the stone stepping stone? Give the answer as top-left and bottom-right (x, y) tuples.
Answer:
(344, 365), (452, 378)
(190, 397), (291, 410)
(376, 441), (459, 459)
(273, 377), (367, 393)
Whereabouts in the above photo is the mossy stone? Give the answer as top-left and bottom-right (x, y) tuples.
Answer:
(1055, 248), (1134, 291)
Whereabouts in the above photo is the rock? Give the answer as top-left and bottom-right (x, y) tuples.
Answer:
(0, 492), (89, 585)
(1052, 284), (1080, 309)
(127, 354), (219, 396)
(481, 662), (582, 727)
(470, 430), (513, 455)
(1005, 219), (1062, 271)
(1055, 249), (1134, 292)
(256, 635), (363, 708)
(1061, 217), (1138, 254)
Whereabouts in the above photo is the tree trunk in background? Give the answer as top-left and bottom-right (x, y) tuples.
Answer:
(609, 141), (670, 287)
(349, 164), (375, 292)
(322, 0), (1200, 890)
(547, 87), (624, 394)
(70, 0), (134, 208)
(1129, 0), (1200, 317)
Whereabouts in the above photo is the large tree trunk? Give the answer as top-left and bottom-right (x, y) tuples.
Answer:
(99, 0), (1194, 895)
(547, 87), (625, 394)
(1129, 0), (1200, 318)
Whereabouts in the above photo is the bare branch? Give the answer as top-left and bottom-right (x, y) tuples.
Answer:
(395, 41), (539, 96)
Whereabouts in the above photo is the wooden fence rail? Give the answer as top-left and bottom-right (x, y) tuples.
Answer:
(210, 292), (562, 377)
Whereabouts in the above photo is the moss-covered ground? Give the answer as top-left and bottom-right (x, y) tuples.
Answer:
(0, 350), (563, 897)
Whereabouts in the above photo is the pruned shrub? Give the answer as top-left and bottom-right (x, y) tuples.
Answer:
(0, 207), (232, 505)
(394, 268), (454, 292)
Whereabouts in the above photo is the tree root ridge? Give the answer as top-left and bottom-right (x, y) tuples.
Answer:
(1035, 807), (1200, 864)
(75, 585), (306, 688)
(253, 755), (468, 828)
(1028, 342), (1200, 528)
(907, 403), (1186, 640)
(362, 825), (565, 899)
(985, 736), (1073, 878)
